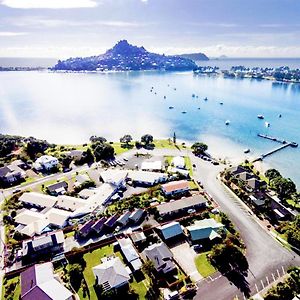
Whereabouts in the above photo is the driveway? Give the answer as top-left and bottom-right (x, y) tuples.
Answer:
(170, 241), (202, 282)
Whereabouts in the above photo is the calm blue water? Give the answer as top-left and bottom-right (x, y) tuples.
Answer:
(0, 70), (299, 185)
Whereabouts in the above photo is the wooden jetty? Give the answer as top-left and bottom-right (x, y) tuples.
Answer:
(252, 134), (298, 162)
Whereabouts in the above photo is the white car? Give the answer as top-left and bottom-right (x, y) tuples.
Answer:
(187, 209), (196, 214)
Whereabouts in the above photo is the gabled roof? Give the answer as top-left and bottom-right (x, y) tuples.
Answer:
(92, 257), (130, 290)
(159, 222), (183, 240)
(19, 192), (57, 208)
(143, 242), (175, 273)
(118, 238), (142, 270)
(78, 219), (95, 236)
(21, 262), (73, 300)
(161, 180), (189, 193)
(130, 231), (146, 244)
(46, 181), (68, 193)
(128, 171), (168, 184)
(187, 218), (224, 241)
(116, 211), (131, 225)
(91, 217), (107, 232)
(129, 209), (144, 222)
(141, 161), (162, 171)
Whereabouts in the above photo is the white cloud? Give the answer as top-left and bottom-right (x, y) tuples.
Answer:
(0, 31), (27, 36)
(1, 0), (98, 9)
(5, 17), (146, 28)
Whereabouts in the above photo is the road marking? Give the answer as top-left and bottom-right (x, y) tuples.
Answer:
(255, 283), (259, 293)
(243, 293), (247, 300)
(272, 273), (276, 281)
(277, 269), (280, 278)
(266, 276), (269, 285)
(261, 280), (265, 289)
(282, 266), (285, 275)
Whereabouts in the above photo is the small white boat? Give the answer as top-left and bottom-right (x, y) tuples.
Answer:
(204, 97), (208, 101)
(225, 120), (230, 125)
(244, 148), (250, 154)
(265, 122), (270, 127)
(257, 115), (264, 119)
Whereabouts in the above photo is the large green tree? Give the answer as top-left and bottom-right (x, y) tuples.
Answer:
(191, 142), (208, 155)
(272, 177), (296, 199)
(141, 134), (153, 145)
(265, 168), (281, 182)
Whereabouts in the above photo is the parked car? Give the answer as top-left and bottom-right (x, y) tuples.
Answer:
(192, 244), (203, 252)
(187, 209), (196, 214)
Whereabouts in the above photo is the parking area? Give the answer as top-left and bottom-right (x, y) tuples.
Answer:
(170, 241), (202, 282)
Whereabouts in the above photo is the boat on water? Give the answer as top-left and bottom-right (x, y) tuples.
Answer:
(279, 114), (282, 118)
(244, 148), (250, 154)
(169, 106), (174, 109)
(164, 96), (166, 99)
(204, 97), (208, 101)
(197, 107), (201, 110)
(219, 102), (224, 105)
(192, 94), (195, 98)
(265, 122), (270, 127)
(174, 88), (177, 91)
(225, 120), (230, 125)
(182, 111), (187, 114)
(257, 115), (264, 119)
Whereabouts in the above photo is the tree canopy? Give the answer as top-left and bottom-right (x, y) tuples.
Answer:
(191, 142), (208, 155)
(141, 134), (153, 145)
(120, 134), (133, 144)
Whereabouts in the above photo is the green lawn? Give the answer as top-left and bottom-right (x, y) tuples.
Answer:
(2, 276), (20, 300)
(194, 252), (216, 278)
(184, 156), (193, 176)
(112, 142), (133, 155)
(154, 139), (185, 150)
(76, 244), (149, 300)
(20, 176), (36, 186)
(188, 180), (198, 190)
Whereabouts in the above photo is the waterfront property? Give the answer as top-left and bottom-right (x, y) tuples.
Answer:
(128, 170), (168, 186)
(20, 262), (73, 300)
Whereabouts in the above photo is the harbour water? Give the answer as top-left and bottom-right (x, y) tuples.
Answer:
(0, 66), (300, 185)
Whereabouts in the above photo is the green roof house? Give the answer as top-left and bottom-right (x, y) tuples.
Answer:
(186, 218), (224, 242)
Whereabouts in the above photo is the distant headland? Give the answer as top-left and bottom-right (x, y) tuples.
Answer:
(52, 40), (199, 72)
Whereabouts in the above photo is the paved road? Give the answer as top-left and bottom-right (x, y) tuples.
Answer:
(190, 155), (300, 300)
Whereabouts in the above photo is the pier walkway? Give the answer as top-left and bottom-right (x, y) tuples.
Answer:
(252, 134), (298, 162)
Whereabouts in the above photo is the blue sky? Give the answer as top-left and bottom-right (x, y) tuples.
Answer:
(0, 0), (299, 58)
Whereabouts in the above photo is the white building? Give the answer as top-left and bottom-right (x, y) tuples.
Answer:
(34, 155), (59, 171)
(172, 156), (185, 169)
(141, 161), (163, 172)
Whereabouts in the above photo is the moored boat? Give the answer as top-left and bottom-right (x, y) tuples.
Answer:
(257, 114), (264, 119)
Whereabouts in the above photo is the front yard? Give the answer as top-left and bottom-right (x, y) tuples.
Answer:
(194, 251), (216, 278)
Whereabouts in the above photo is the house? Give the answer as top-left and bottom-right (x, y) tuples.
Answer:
(168, 167), (189, 178)
(235, 171), (254, 182)
(186, 218), (224, 242)
(130, 231), (146, 245)
(46, 181), (68, 196)
(128, 171), (168, 187)
(87, 183), (120, 206)
(91, 217), (107, 234)
(100, 170), (128, 188)
(116, 211), (132, 227)
(0, 163), (26, 185)
(157, 195), (207, 218)
(77, 219), (95, 238)
(104, 214), (119, 229)
(21, 262), (73, 300)
(92, 257), (130, 291)
(141, 161), (163, 172)
(129, 209), (145, 224)
(227, 165), (247, 176)
(159, 222), (184, 240)
(246, 178), (266, 192)
(34, 155), (59, 171)
(249, 195), (265, 206)
(55, 195), (87, 212)
(68, 149), (84, 160)
(142, 242), (176, 274)
(118, 238), (142, 271)
(22, 230), (65, 261)
(161, 180), (190, 197)
(172, 156), (185, 169)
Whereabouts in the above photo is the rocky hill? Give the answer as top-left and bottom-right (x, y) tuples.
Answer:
(178, 52), (209, 61)
(52, 40), (197, 71)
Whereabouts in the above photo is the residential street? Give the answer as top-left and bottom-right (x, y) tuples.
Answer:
(191, 155), (300, 300)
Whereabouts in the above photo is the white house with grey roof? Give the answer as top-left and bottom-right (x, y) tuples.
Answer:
(93, 257), (130, 291)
